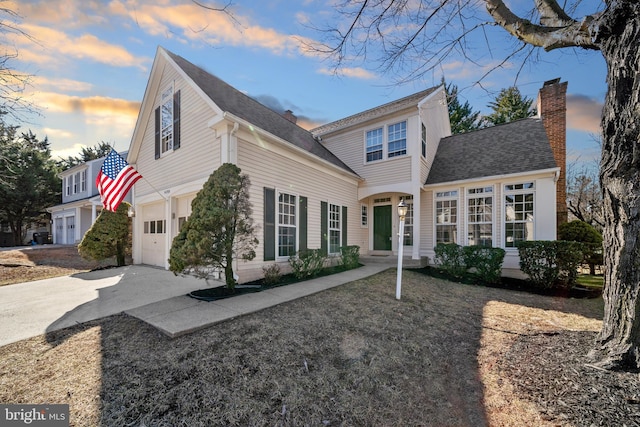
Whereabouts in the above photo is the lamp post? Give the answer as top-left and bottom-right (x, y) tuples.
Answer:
(396, 198), (408, 300)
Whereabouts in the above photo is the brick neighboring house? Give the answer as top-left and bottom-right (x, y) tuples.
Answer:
(125, 47), (566, 282)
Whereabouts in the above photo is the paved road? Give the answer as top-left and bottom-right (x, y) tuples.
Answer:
(0, 265), (205, 347)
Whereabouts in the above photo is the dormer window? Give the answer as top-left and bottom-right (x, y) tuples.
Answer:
(365, 120), (408, 162)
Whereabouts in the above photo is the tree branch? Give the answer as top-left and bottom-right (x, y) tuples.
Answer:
(485, 0), (600, 51)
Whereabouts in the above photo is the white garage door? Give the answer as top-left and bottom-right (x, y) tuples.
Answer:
(141, 202), (167, 267)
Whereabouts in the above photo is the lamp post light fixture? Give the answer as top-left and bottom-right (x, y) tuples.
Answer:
(396, 198), (408, 300)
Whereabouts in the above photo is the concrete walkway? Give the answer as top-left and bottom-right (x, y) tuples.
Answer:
(0, 264), (389, 346)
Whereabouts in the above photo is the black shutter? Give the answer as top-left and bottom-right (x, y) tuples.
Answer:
(154, 106), (160, 159)
(264, 188), (275, 261)
(342, 206), (348, 247)
(320, 201), (328, 256)
(173, 90), (181, 150)
(299, 196), (307, 252)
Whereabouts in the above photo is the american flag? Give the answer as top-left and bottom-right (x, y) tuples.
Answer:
(96, 150), (143, 212)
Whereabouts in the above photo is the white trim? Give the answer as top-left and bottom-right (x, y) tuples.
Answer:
(423, 167), (559, 190)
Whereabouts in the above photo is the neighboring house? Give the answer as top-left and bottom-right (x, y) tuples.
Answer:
(127, 47), (566, 282)
(47, 153), (131, 245)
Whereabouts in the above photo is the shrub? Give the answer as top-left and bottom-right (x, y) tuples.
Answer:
(340, 245), (360, 270)
(262, 263), (281, 286)
(558, 220), (603, 274)
(464, 246), (506, 284)
(288, 249), (326, 280)
(433, 243), (467, 278)
(518, 241), (583, 290)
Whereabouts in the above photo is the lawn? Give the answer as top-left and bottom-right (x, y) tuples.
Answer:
(2, 267), (634, 426)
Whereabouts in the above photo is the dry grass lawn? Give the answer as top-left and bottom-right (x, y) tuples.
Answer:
(2, 248), (633, 426)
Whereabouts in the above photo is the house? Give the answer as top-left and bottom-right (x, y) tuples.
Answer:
(47, 153), (131, 245)
(126, 46), (565, 282)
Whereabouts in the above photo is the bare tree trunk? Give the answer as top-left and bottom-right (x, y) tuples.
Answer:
(592, 3), (640, 369)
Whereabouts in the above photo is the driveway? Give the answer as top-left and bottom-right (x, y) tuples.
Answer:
(0, 265), (206, 347)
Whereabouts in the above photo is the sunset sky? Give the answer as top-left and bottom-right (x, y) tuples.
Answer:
(6, 0), (606, 168)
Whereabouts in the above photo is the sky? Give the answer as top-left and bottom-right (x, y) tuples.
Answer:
(5, 0), (607, 170)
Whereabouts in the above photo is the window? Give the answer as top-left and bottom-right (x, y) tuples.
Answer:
(329, 203), (341, 254)
(436, 191), (458, 244)
(65, 177), (71, 196)
(143, 219), (166, 234)
(178, 217), (187, 232)
(80, 170), (86, 192)
(278, 193), (296, 257)
(361, 205), (368, 227)
(467, 187), (493, 247)
(161, 86), (174, 154)
(366, 128), (383, 162)
(73, 172), (79, 194)
(403, 196), (414, 246)
(388, 121), (407, 158)
(505, 182), (535, 247)
(421, 123), (426, 158)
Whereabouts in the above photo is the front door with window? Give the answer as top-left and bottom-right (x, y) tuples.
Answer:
(373, 205), (392, 250)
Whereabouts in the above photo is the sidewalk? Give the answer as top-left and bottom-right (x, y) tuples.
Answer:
(0, 264), (390, 346)
(126, 264), (390, 338)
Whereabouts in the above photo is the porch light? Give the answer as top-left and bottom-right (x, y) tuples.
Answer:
(127, 205), (136, 218)
(396, 198), (407, 300)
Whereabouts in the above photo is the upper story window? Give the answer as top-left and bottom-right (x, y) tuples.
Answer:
(80, 170), (87, 192)
(366, 128), (383, 162)
(65, 176), (71, 196)
(365, 120), (408, 163)
(421, 123), (426, 158)
(388, 121), (407, 158)
(73, 172), (80, 193)
(505, 182), (535, 247)
(161, 86), (174, 154)
(155, 85), (181, 159)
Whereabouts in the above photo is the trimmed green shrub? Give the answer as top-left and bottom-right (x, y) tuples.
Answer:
(518, 241), (583, 290)
(558, 220), (603, 275)
(262, 263), (281, 286)
(464, 246), (506, 284)
(340, 245), (360, 270)
(288, 249), (326, 280)
(433, 243), (467, 278)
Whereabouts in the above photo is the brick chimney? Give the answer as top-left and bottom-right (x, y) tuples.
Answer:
(282, 109), (297, 124)
(537, 78), (568, 234)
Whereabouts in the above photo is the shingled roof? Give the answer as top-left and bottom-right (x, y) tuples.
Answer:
(165, 50), (357, 176)
(425, 117), (558, 185)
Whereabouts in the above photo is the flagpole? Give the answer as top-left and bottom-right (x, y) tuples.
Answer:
(142, 176), (170, 201)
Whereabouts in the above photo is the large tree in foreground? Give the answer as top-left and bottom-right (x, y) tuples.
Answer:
(169, 163), (258, 290)
(311, 0), (639, 370)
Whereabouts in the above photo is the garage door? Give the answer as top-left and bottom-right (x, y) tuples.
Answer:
(141, 202), (167, 267)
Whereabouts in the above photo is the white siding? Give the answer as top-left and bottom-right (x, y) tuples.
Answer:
(236, 135), (363, 282)
(134, 65), (221, 198)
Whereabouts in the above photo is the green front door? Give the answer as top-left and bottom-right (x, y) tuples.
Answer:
(373, 205), (392, 250)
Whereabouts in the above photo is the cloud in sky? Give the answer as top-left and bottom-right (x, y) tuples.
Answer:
(317, 67), (376, 80)
(33, 92), (140, 117)
(16, 23), (148, 70)
(567, 94), (603, 134)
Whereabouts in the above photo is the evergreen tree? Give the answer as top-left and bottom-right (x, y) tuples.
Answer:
(482, 87), (535, 126)
(78, 202), (131, 266)
(0, 124), (60, 245)
(59, 141), (113, 170)
(169, 163), (258, 290)
(445, 82), (481, 134)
